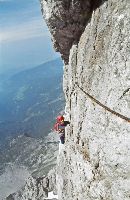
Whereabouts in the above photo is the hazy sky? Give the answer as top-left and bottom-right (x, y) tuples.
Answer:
(0, 0), (59, 74)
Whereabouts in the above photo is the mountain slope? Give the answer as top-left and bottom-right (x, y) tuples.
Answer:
(0, 132), (59, 200)
(0, 58), (65, 145)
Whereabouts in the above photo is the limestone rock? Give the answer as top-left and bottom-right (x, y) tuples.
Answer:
(40, 0), (130, 199)
(40, 0), (92, 63)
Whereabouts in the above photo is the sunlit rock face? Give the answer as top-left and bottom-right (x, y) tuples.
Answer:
(41, 0), (130, 200)
(40, 0), (92, 64)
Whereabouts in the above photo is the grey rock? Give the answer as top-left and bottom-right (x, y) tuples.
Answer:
(6, 194), (15, 200)
(40, 0), (92, 64)
(8, 170), (57, 200)
(4, 132), (59, 200)
(40, 0), (130, 199)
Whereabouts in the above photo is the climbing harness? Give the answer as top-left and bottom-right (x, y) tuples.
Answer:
(76, 83), (130, 123)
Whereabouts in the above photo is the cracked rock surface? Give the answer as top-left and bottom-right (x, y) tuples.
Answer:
(39, 0), (130, 199)
(57, 0), (130, 199)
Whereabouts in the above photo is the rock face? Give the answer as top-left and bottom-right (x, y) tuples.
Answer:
(40, 0), (92, 63)
(41, 0), (130, 200)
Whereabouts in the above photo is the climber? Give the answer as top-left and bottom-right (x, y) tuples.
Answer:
(53, 115), (69, 144)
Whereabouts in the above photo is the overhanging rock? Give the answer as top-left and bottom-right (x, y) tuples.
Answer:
(40, 0), (92, 64)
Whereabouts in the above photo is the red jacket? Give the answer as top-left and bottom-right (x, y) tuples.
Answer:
(54, 122), (65, 133)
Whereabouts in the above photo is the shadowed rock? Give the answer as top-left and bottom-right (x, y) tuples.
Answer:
(40, 0), (92, 64)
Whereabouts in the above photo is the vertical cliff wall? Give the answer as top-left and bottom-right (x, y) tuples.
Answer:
(40, 0), (130, 199)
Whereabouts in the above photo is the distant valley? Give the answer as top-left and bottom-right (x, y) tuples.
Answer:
(0, 58), (65, 146)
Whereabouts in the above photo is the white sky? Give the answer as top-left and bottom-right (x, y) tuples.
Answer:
(0, 0), (59, 74)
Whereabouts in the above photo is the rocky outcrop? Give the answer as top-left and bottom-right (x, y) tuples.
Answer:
(10, 169), (57, 200)
(4, 132), (59, 200)
(40, 0), (92, 63)
(41, 0), (130, 200)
